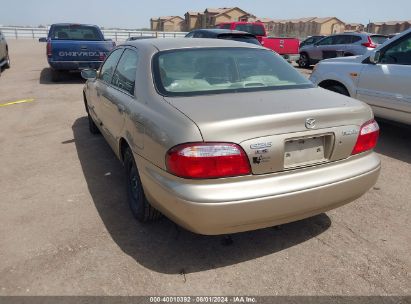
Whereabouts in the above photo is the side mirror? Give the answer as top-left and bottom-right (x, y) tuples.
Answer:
(39, 37), (47, 43)
(81, 69), (97, 80)
(369, 51), (381, 64)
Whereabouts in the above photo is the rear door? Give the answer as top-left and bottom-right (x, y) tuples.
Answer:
(356, 33), (411, 124)
(100, 48), (139, 146)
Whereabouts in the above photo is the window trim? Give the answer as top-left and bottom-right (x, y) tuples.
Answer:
(110, 47), (139, 97)
(151, 47), (314, 98)
(378, 33), (411, 66)
(98, 48), (125, 85)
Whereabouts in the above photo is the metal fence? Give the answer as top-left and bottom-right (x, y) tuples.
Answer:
(0, 27), (187, 41)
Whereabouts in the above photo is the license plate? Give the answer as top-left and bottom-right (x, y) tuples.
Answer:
(284, 136), (327, 168)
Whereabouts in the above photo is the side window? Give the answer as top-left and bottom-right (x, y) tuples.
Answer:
(111, 49), (139, 95)
(305, 38), (314, 44)
(194, 32), (204, 38)
(185, 32), (194, 38)
(332, 36), (346, 45)
(381, 35), (411, 65)
(99, 49), (123, 83)
(351, 36), (362, 43)
(317, 36), (333, 46)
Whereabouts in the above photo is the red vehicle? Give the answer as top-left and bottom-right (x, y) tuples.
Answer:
(217, 22), (300, 62)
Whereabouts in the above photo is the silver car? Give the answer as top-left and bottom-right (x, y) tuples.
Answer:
(0, 30), (11, 70)
(310, 28), (411, 125)
(299, 32), (388, 68)
(81, 38), (380, 235)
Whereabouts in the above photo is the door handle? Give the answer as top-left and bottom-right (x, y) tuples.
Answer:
(117, 104), (126, 113)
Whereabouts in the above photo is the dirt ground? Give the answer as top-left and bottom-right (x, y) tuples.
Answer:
(0, 40), (410, 296)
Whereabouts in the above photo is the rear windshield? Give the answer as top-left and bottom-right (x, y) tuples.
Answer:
(50, 25), (103, 41)
(370, 35), (388, 45)
(234, 24), (265, 36)
(218, 35), (261, 45)
(153, 48), (313, 97)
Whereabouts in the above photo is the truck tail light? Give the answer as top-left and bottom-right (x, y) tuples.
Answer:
(166, 143), (251, 179)
(362, 37), (377, 48)
(46, 40), (52, 57)
(351, 120), (379, 155)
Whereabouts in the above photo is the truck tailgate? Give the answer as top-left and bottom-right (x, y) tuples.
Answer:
(50, 40), (113, 62)
(263, 37), (300, 55)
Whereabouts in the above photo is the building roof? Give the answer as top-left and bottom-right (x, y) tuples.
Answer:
(186, 11), (200, 16)
(287, 17), (316, 23)
(346, 23), (364, 26)
(372, 20), (411, 26)
(312, 17), (344, 24)
(205, 8), (231, 14)
(158, 16), (184, 22)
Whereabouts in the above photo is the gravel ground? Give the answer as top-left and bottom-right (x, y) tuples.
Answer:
(0, 40), (410, 297)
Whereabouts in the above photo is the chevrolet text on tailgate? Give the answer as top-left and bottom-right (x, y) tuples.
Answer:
(39, 23), (115, 82)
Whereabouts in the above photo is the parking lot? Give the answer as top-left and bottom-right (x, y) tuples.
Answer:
(0, 40), (410, 296)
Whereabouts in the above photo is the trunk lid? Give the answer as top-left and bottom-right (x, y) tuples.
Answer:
(164, 87), (373, 174)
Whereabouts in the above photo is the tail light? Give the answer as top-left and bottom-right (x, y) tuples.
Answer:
(166, 143), (251, 179)
(351, 120), (379, 155)
(99, 52), (106, 61)
(46, 40), (52, 57)
(362, 37), (377, 48)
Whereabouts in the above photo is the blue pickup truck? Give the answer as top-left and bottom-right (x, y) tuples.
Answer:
(40, 23), (115, 81)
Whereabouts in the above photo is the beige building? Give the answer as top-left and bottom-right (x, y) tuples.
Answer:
(345, 23), (365, 32)
(265, 17), (345, 38)
(184, 12), (201, 31)
(179, 7), (254, 31)
(197, 7), (251, 29)
(368, 21), (411, 35)
(150, 16), (185, 32)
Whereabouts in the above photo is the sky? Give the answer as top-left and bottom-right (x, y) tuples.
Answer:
(1, 0), (410, 29)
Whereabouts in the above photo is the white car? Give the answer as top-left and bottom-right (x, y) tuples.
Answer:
(310, 29), (411, 125)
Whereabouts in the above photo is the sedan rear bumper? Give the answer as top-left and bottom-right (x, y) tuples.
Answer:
(137, 152), (380, 235)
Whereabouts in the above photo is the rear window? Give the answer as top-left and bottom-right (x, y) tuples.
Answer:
(218, 35), (261, 45)
(234, 24), (265, 36)
(370, 35), (388, 45)
(153, 48), (313, 97)
(50, 25), (103, 41)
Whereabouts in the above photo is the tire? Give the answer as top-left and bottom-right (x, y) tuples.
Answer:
(124, 148), (161, 222)
(4, 51), (10, 69)
(298, 53), (310, 68)
(51, 69), (62, 82)
(88, 113), (100, 134)
(326, 84), (350, 96)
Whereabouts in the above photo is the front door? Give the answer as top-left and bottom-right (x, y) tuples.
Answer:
(91, 48), (124, 141)
(356, 33), (411, 124)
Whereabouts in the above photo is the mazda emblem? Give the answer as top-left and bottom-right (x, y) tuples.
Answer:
(305, 118), (316, 129)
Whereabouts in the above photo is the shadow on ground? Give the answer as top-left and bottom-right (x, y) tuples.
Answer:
(71, 116), (331, 274)
(40, 68), (85, 84)
(375, 119), (411, 164)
